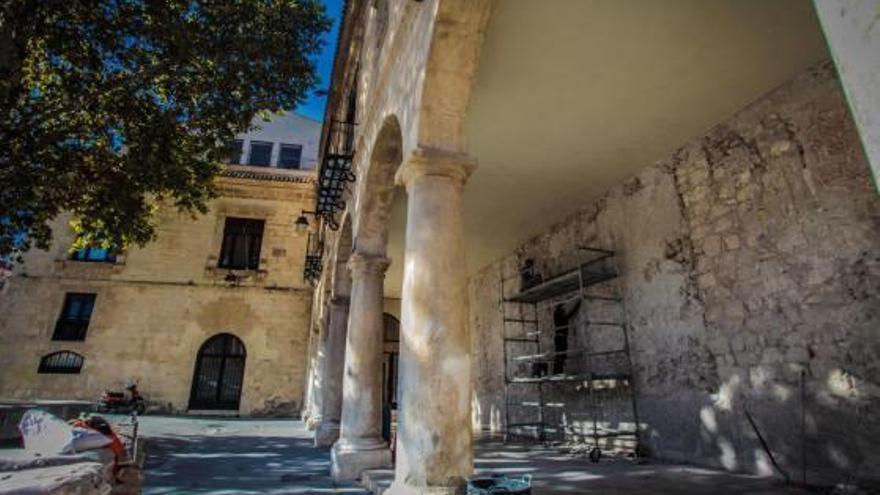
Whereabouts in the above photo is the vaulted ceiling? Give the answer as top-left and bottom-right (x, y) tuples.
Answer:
(384, 0), (829, 297)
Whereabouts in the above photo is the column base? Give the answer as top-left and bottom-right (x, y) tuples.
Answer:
(314, 421), (340, 447)
(331, 438), (392, 481)
(386, 480), (466, 495)
(305, 415), (322, 431)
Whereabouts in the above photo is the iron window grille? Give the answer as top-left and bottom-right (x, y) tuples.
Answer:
(218, 218), (265, 270)
(53, 293), (96, 341)
(70, 246), (117, 263)
(226, 139), (244, 164)
(278, 144), (303, 169)
(248, 141), (273, 167)
(38, 351), (84, 374)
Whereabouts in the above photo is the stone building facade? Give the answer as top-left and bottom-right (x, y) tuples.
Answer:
(0, 113), (320, 417)
(302, 0), (879, 493)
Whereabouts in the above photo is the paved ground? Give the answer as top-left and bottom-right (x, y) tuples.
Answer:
(137, 416), (805, 495)
(138, 416), (368, 494)
(471, 438), (805, 495)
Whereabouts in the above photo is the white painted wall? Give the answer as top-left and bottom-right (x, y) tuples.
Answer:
(814, 0), (880, 189)
(233, 111), (322, 170)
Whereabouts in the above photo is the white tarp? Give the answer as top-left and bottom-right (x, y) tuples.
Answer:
(18, 409), (110, 455)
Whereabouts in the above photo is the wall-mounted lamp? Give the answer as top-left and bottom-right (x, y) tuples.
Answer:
(295, 210), (319, 234)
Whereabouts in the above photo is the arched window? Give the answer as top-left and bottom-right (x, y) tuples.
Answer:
(38, 351), (84, 374)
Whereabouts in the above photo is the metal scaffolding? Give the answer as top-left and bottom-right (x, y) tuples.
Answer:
(500, 248), (640, 459)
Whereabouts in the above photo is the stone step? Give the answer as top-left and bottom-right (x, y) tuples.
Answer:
(361, 468), (394, 494)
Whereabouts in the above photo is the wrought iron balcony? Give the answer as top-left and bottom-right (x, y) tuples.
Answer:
(316, 120), (357, 230)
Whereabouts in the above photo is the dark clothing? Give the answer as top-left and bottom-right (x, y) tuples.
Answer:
(520, 259), (542, 290)
(553, 300), (581, 374)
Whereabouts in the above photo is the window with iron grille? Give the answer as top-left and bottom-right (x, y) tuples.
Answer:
(218, 218), (265, 270)
(38, 351), (84, 374)
(70, 246), (117, 263)
(278, 144), (302, 169)
(248, 141), (273, 166)
(227, 139), (244, 164)
(52, 293), (96, 341)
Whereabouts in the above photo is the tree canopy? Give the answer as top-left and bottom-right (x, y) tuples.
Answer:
(0, 1), (330, 259)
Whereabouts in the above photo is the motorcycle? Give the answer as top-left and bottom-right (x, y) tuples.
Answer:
(96, 383), (146, 415)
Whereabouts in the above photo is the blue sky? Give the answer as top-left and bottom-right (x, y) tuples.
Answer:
(296, 0), (344, 122)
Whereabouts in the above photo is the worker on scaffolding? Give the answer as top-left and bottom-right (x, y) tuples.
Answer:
(553, 300), (580, 375)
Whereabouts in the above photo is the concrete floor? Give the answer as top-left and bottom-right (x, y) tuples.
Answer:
(138, 416), (804, 495)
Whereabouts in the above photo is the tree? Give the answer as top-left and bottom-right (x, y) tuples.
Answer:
(0, 1), (330, 259)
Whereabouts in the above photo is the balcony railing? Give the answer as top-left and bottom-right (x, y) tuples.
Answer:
(316, 120), (357, 230)
(303, 231), (324, 283)
(326, 120), (356, 158)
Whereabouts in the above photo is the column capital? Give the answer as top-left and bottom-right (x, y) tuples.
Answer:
(395, 147), (477, 190)
(347, 252), (390, 276)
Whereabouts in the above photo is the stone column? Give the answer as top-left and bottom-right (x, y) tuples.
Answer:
(331, 253), (392, 480)
(814, 0), (880, 186)
(305, 309), (329, 430)
(388, 149), (476, 495)
(315, 295), (349, 446)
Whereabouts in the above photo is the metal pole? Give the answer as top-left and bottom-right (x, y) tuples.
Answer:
(535, 301), (544, 442)
(500, 266), (510, 443)
(129, 412), (139, 461)
(577, 261), (599, 452)
(801, 370), (807, 486)
(622, 321), (641, 455)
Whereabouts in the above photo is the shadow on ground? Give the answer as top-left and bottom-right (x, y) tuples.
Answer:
(473, 438), (804, 495)
(139, 417), (804, 495)
(140, 417), (367, 495)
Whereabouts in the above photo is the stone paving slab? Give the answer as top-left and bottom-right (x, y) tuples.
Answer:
(362, 439), (809, 495)
(0, 462), (111, 495)
(138, 416), (369, 494)
(136, 416), (811, 494)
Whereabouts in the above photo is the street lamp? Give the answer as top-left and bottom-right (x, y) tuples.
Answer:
(295, 210), (318, 234)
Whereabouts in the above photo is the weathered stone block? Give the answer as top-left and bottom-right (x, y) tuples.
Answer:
(702, 235), (722, 257)
(761, 348), (784, 364)
(723, 235), (741, 251)
(698, 273), (718, 288)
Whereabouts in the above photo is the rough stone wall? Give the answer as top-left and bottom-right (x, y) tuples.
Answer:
(0, 173), (315, 416)
(468, 61), (880, 486)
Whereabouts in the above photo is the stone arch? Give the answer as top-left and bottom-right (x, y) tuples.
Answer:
(370, 0), (389, 61)
(416, 0), (492, 152)
(188, 333), (247, 411)
(354, 114), (403, 256)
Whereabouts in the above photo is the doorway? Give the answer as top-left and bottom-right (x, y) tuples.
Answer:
(382, 313), (400, 442)
(189, 333), (246, 411)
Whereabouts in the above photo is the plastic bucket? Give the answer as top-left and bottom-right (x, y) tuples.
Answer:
(467, 474), (532, 494)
